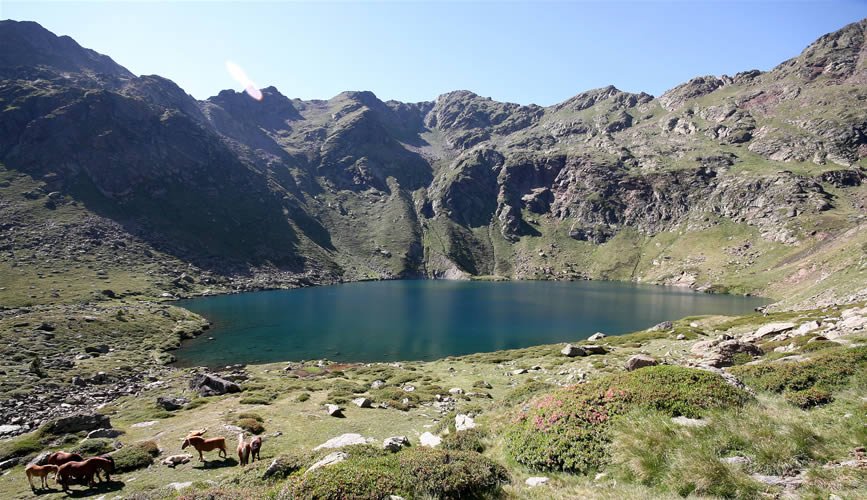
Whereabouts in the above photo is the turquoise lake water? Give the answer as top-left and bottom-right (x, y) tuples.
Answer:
(174, 280), (769, 367)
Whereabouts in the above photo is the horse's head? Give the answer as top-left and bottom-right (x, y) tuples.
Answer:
(181, 437), (190, 449)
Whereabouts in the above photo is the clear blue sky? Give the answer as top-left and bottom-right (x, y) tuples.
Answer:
(3, 1), (866, 105)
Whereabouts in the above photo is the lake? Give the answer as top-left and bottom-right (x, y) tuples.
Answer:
(174, 280), (769, 367)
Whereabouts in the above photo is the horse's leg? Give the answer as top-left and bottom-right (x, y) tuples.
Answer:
(198, 449), (204, 462)
(26, 472), (34, 490)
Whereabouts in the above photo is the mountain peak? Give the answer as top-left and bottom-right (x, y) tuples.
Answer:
(0, 20), (133, 78)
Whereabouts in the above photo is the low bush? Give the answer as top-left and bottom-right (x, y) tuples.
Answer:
(296, 392), (310, 402)
(730, 346), (866, 408)
(72, 438), (115, 456)
(397, 447), (509, 498)
(785, 387), (834, 409)
(505, 366), (751, 473)
(112, 442), (156, 472)
(237, 418), (265, 435)
(441, 428), (487, 453)
(280, 455), (408, 500)
(279, 447), (508, 500)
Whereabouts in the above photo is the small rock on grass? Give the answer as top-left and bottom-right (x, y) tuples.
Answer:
(419, 432), (441, 447)
(525, 476), (549, 486)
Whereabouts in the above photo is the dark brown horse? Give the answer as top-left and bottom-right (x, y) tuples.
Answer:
(182, 435), (227, 462)
(56, 457), (113, 491)
(249, 435), (262, 462)
(46, 451), (83, 467)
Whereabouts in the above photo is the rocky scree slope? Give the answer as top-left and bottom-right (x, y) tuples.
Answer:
(0, 19), (866, 306)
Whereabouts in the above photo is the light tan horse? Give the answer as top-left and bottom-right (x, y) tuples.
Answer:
(24, 463), (58, 490)
(181, 435), (227, 462)
(236, 433), (251, 466)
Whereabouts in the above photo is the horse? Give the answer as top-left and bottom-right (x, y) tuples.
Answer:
(56, 457), (114, 491)
(46, 451), (83, 467)
(24, 463), (58, 490)
(236, 433), (251, 466)
(181, 435), (227, 462)
(249, 435), (262, 462)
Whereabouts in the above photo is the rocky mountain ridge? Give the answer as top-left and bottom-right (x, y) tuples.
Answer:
(1, 19), (866, 307)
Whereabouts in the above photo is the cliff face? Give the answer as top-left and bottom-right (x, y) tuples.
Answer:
(1, 19), (865, 304)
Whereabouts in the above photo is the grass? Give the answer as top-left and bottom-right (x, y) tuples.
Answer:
(730, 346), (867, 408)
(504, 366), (751, 473)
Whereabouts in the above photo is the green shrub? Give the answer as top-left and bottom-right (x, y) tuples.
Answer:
(505, 366), (751, 473)
(785, 387), (834, 409)
(135, 440), (160, 457)
(296, 392), (310, 402)
(441, 428), (486, 453)
(731, 346), (866, 407)
(237, 412), (264, 422)
(279, 447), (508, 500)
(280, 455), (408, 500)
(72, 438), (115, 456)
(397, 447), (509, 498)
(237, 418), (265, 435)
(112, 445), (155, 472)
(239, 394), (274, 405)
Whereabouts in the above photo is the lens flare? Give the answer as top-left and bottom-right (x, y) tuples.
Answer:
(225, 60), (263, 101)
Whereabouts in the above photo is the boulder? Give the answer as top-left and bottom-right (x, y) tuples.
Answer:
(510, 368), (528, 375)
(419, 432), (442, 448)
(625, 354), (658, 371)
(370, 380), (386, 390)
(84, 344), (110, 354)
(0, 424), (22, 436)
(156, 396), (189, 411)
(43, 413), (110, 434)
(651, 321), (673, 331)
(87, 428), (124, 439)
(561, 344), (587, 357)
(382, 436), (410, 452)
(671, 416), (709, 427)
(189, 373), (241, 396)
(314, 433), (368, 451)
(455, 414), (476, 431)
(582, 344), (607, 355)
(448, 387), (464, 395)
(30, 452), (52, 466)
(306, 451), (347, 473)
(525, 476), (550, 487)
(324, 404), (344, 417)
(588, 332), (606, 341)
(693, 339), (763, 367)
(745, 322), (796, 342)
(351, 397), (372, 408)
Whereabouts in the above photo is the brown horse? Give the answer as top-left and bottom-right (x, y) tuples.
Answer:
(249, 435), (262, 462)
(46, 451), (83, 467)
(181, 435), (227, 462)
(24, 463), (58, 490)
(236, 433), (250, 466)
(56, 457), (113, 492)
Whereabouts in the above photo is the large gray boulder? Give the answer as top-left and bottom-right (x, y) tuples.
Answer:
(625, 354), (658, 371)
(189, 373), (241, 396)
(43, 413), (111, 434)
(561, 344), (587, 357)
(156, 396), (189, 411)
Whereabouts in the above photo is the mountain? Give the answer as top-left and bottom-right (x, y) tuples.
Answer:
(0, 19), (865, 308)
